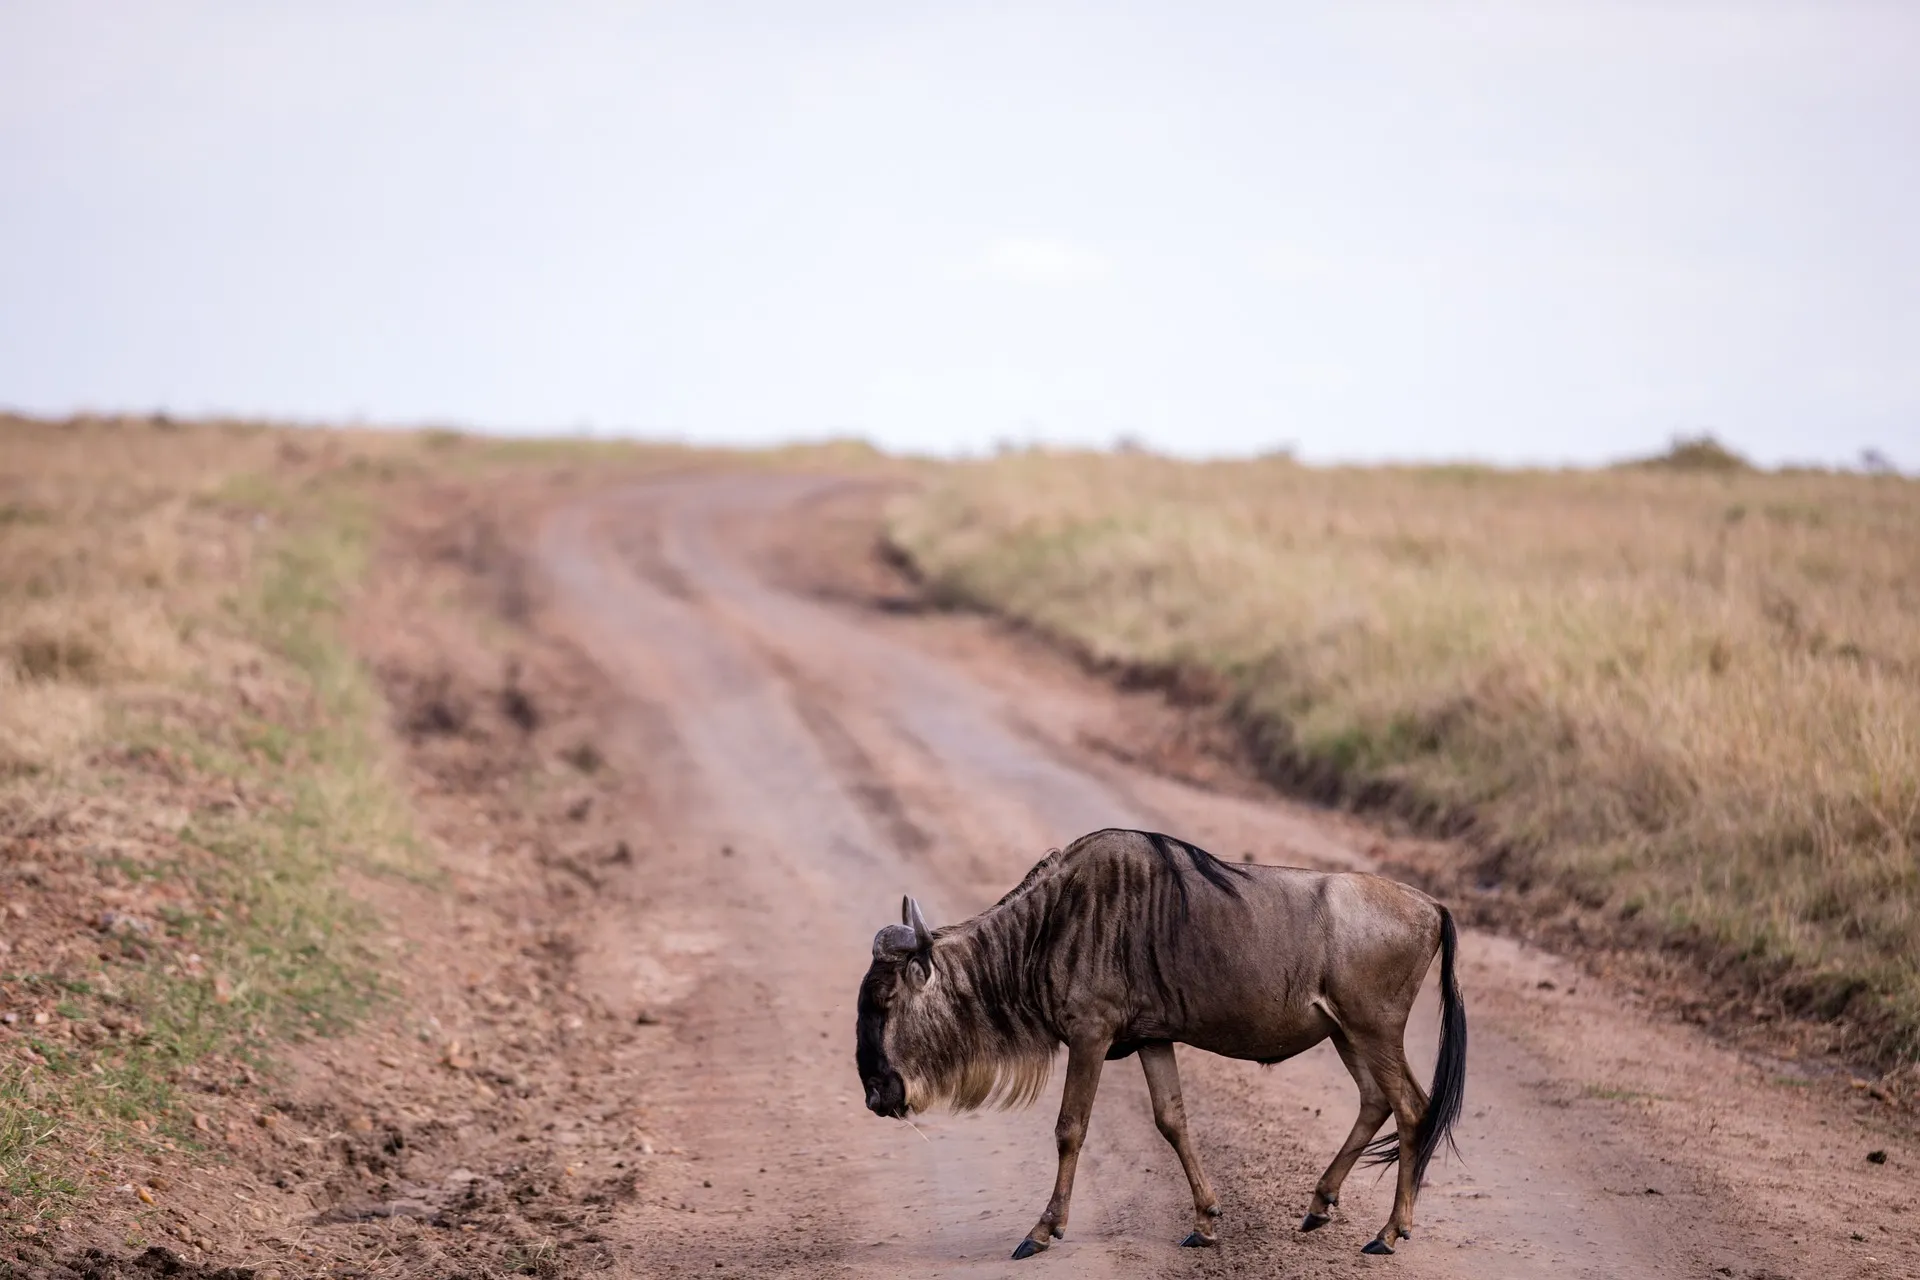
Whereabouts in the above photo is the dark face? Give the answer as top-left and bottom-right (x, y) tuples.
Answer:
(855, 958), (908, 1118)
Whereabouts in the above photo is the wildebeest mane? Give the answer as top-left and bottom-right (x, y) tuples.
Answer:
(989, 846), (1063, 910)
(1136, 829), (1250, 916)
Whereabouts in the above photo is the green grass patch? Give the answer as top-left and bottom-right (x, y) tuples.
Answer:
(0, 473), (416, 1213)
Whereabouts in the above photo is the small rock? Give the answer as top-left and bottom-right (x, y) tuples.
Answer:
(348, 1115), (374, 1133)
(32, 1011), (49, 1026)
(192, 1113), (211, 1133)
(1867, 1150), (1887, 1164)
(148, 1176), (169, 1191)
(635, 1009), (661, 1026)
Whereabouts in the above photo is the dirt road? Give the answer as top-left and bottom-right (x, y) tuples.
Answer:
(531, 472), (1914, 1279)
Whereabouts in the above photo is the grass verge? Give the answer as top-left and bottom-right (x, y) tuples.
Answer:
(0, 418), (424, 1223)
(887, 446), (1920, 1070)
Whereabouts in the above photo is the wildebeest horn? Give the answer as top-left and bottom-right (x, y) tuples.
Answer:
(904, 896), (933, 954)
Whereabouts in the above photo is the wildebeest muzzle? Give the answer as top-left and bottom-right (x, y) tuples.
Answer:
(864, 1069), (908, 1117)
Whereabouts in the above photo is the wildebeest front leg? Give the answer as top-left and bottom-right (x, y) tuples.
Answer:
(1138, 1041), (1221, 1246)
(1012, 1039), (1107, 1259)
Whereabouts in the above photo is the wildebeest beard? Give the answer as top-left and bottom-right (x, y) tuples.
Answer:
(880, 956), (1056, 1115)
(858, 914), (1053, 1120)
(854, 848), (1116, 1118)
(855, 832), (1257, 1118)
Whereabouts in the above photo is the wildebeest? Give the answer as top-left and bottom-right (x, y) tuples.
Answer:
(855, 827), (1466, 1258)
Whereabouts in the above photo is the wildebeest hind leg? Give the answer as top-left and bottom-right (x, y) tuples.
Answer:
(1303, 1032), (1390, 1232)
(1360, 1047), (1421, 1255)
(1138, 1042), (1221, 1246)
(1013, 1039), (1107, 1259)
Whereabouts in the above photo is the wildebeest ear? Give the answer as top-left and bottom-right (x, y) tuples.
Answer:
(903, 953), (931, 992)
(904, 896), (934, 954)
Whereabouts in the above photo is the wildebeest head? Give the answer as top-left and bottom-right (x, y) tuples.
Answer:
(856, 896), (934, 1118)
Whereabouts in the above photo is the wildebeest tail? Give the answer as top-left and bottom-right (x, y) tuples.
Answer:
(1362, 904), (1467, 1185)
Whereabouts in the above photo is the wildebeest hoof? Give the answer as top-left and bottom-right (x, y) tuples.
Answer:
(1361, 1237), (1395, 1255)
(1011, 1238), (1047, 1260)
(1300, 1211), (1332, 1232)
(1179, 1231), (1217, 1248)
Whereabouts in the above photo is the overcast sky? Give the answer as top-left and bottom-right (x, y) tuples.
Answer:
(3, 2), (1916, 466)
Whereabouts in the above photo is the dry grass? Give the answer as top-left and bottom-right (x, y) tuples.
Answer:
(0, 415), (438, 1212)
(889, 448), (1920, 1064)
